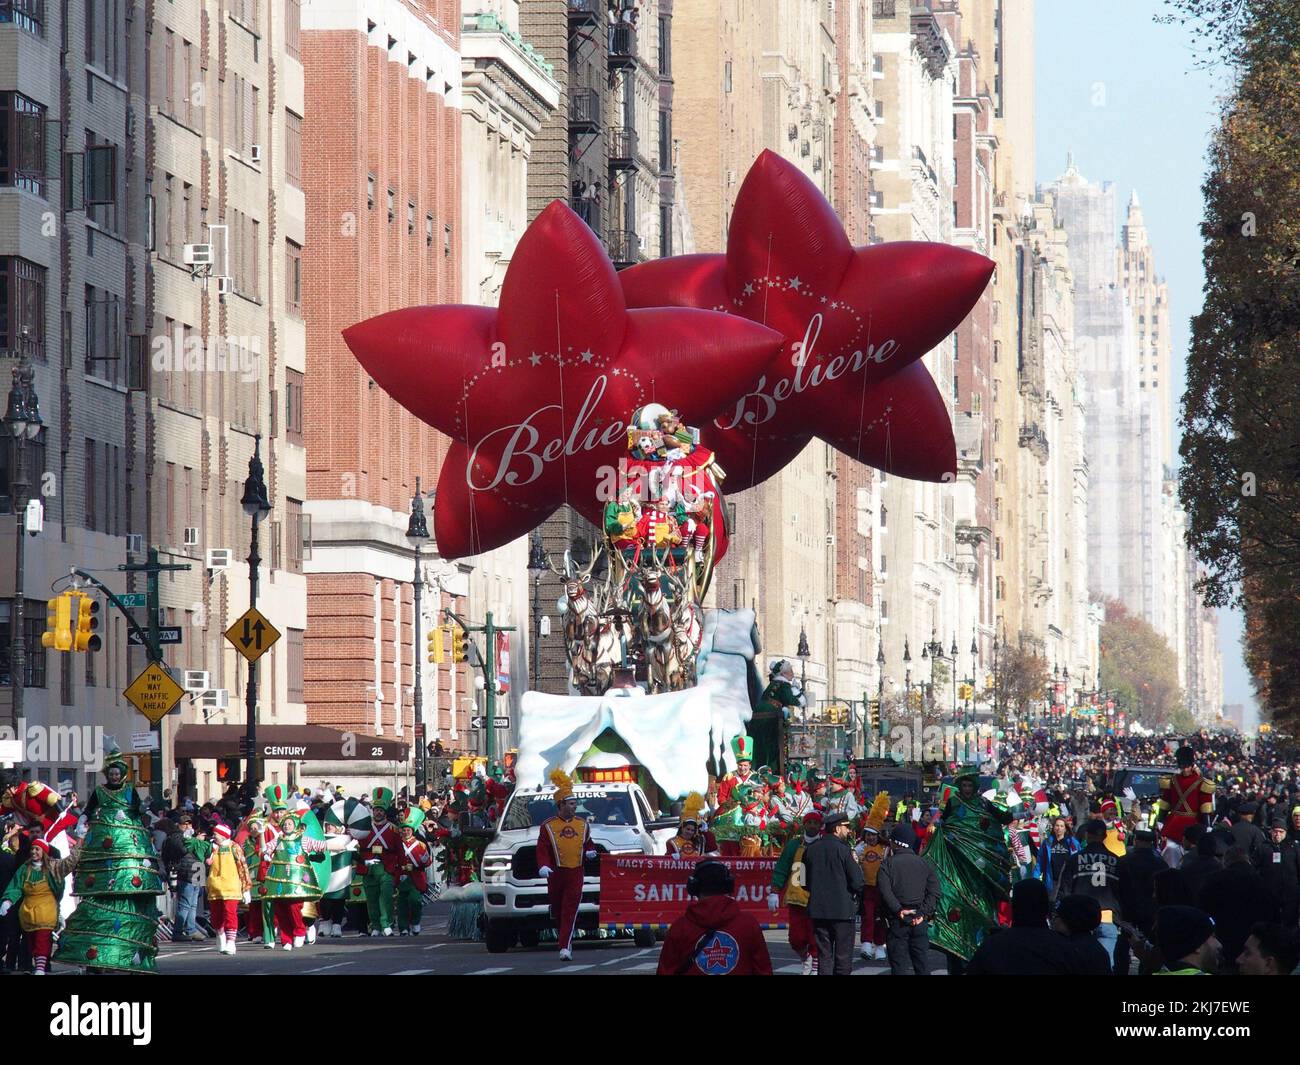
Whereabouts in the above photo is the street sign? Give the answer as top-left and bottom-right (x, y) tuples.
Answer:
(124, 661), (185, 725)
(225, 607), (281, 663)
(414, 723), (425, 739)
(131, 731), (160, 752)
(128, 626), (183, 646)
(471, 716), (509, 730)
(493, 716), (509, 729)
(470, 717), (485, 730)
(118, 592), (147, 608)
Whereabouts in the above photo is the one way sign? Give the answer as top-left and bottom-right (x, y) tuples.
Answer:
(224, 607), (282, 664)
(470, 716), (510, 730)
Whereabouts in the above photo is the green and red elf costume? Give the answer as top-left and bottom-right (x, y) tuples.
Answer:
(1, 835), (81, 974)
(55, 748), (164, 973)
(356, 787), (403, 936)
(769, 809), (822, 966)
(256, 783), (326, 950)
(716, 735), (758, 810)
(239, 813), (275, 948)
(396, 808), (434, 935)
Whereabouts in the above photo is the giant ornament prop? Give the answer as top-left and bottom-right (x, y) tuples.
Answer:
(343, 202), (783, 559)
(621, 150), (995, 491)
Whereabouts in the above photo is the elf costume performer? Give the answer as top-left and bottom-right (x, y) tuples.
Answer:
(823, 762), (861, 820)
(855, 792), (891, 960)
(396, 808), (434, 935)
(716, 735), (758, 808)
(240, 814), (275, 948)
(665, 793), (719, 859)
(56, 748), (164, 973)
(256, 783), (327, 950)
(0, 829), (81, 974)
(193, 823), (251, 955)
(318, 797), (364, 937)
(923, 766), (1015, 962)
(1154, 746), (1214, 845)
(769, 809), (823, 975)
(356, 787), (403, 936)
(535, 769), (596, 960)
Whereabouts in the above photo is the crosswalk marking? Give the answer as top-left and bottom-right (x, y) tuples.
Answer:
(601, 948), (650, 966)
(548, 963), (597, 974)
(391, 968), (436, 975)
(303, 962), (353, 973)
(468, 966), (514, 975)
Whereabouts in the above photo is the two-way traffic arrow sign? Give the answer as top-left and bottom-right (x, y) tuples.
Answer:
(224, 607), (282, 664)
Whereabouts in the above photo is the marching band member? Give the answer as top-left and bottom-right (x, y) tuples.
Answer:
(535, 769), (596, 961)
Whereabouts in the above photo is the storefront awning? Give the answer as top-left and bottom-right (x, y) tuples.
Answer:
(173, 724), (409, 762)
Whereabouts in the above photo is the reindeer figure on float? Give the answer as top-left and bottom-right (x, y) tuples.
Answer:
(550, 546), (631, 697)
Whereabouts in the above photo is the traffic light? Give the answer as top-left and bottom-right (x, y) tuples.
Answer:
(72, 592), (101, 652)
(958, 683), (974, 702)
(216, 758), (242, 784)
(41, 592), (75, 652)
(427, 625), (445, 664)
(450, 625), (469, 663)
(868, 698), (881, 734)
(131, 753), (152, 785)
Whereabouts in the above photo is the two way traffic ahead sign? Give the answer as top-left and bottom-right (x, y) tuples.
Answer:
(225, 607), (281, 663)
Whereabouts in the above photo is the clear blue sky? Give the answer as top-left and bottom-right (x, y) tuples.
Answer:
(1034, 1), (1255, 725)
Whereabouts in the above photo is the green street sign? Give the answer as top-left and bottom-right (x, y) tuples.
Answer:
(118, 592), (147, 608)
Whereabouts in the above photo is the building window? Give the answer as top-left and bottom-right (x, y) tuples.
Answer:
(660, 203), (672, 259)
(444, 223), (452, 257)
(84, 133), (120, 230)
(0, 426), (45, 515)
(285, 367), (303, 445)
(995, 536), (1002, 560)
(387, 187), (395, 223)
(879, 505), (887, 529)
(0, 600), (48, 688)
(87, 0), (123, 81)
(723, 60), (732, 93)
(285, 239), (302, 312)
(285, 110), (302, 187)
(426, 214), (434, 248)
(407, 200), (416, 236)
(0, 0), (45, 35)
(367, 173), (376, 208)
(658, 109), (671, 171)
(0, 93), (48, 197)
(0, 256), (47, 361)
(286, 497), (304, 573)
(287, 627), (305, 702)
(85, 285), (123, 382)
(285, 0), (301, 59)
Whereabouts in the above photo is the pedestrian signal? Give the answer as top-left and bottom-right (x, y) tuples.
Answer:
(216, 758), (242, 783)
(73, 592), (101, 652)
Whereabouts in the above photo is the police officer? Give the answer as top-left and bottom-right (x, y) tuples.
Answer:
(1059, 819), (1122, 972)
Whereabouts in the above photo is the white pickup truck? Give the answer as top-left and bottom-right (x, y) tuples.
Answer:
(479, 781), (678, 953)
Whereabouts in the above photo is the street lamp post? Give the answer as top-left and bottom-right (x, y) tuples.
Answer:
(903, 637), (912, 722)
(527, 531), (549, 690)
(876, 635), (885, 744)
(796, 622), (810, 770)
(3, 359), (41, 721)
(240, 436), (271, 795)
(406, 479), (431, 791)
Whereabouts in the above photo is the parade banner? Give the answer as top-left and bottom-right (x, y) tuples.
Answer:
(598, 855), (783, 930)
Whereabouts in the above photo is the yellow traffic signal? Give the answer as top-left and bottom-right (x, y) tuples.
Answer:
(73, 592), (101, 652)
(451, 626), (468, 663)
(868, 699), (881, 733)
(427, 625), (445, 664)
(958, 683), (974, 702)
(41, 592), (74, 652)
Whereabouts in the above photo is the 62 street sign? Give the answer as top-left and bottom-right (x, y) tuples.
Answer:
(128, 627), (183, 646)
(225, 607), (281, 664)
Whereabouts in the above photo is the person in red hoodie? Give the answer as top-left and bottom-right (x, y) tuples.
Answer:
(657, 860), (773, 976)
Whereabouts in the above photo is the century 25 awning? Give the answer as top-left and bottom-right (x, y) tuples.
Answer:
(173, 724), (409, 761)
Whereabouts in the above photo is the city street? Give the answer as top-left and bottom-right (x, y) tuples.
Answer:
(145, 904), (943, 976)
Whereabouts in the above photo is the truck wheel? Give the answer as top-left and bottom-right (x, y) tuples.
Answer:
(484, 921), (517, 954)
(633, 927), (657, 948)
(518, 929), (540, 949)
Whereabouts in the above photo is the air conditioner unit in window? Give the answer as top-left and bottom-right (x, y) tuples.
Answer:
(183, 670), (211, 693)
(183, 526), (199, 547)
(206, 547), (233, 570)
(126, 533), (145, 556)
(200, 689), (230, 711)
(216, 275), (233, 296)
(249, 144), (262, 163)
(183, 243), (214, 266)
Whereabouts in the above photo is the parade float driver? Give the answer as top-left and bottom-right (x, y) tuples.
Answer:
(1154, 745), (1215, 845)
(535, 769), (597, 961)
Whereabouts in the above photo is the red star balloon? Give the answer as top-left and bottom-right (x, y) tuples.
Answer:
(342, 201), (783, 559)
(620, 150), (995, 490)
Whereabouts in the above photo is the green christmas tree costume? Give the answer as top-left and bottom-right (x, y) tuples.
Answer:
(257, 787), (326, 902)
(243, 818), (275, 945)
(55, 752), (163, 973)
(922, 769), (1015, 961)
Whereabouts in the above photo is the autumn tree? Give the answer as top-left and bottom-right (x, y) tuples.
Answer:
(1098, 600), (1185, 728)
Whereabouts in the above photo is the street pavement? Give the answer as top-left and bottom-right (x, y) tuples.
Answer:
(147, 903), (949, 975)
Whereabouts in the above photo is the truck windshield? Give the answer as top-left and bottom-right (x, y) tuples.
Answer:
(501, 792), (636, 831)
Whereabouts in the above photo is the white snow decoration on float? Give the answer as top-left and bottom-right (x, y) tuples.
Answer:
(516, 608), (762, 798)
